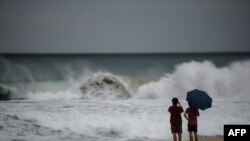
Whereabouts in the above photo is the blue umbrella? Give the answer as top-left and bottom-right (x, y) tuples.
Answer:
(186, 89), (212, 110)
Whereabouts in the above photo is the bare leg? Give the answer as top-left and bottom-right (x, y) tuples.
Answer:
(173, 133), (177, 141)
(194, 132), (198, 141)
(189, 132), (193, 141)
(178, 133), (182, 141)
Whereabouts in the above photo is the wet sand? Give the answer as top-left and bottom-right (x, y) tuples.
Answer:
(197, 136), (223, 141)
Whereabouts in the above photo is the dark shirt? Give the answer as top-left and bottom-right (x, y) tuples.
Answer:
(168, 105), (184, 126)
(185, 107), (199, 125)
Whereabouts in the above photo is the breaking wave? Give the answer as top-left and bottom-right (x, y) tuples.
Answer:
(135, 60), (250, 100)
(1, 60), (250, 100)
(79, 72), (132, 99)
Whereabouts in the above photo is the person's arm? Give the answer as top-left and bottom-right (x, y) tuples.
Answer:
(197, 109), (200, 117)
(178, 101), (181, 106)
(178, 102), (184, 113)
(184, 109), (188, 120)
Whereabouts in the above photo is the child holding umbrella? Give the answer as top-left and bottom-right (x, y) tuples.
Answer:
(185, 89), (212, 141)
(184, 103), (200, 141)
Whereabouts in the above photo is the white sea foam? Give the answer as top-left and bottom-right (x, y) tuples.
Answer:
(26, 90), (82, 101)
(1, 99), (250, 141)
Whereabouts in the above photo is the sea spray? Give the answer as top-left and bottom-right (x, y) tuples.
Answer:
(135, 60), (250, 100)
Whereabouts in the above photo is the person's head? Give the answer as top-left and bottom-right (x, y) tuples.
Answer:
(188, 103), (197, 109)
(172, 97), (178, 106)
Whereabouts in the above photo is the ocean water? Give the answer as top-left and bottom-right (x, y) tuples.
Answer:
(0, 53), (250, 141)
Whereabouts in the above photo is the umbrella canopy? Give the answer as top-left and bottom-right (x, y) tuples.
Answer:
(186, 89), (212, 110)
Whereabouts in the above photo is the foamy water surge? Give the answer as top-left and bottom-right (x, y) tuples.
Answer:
(1, 99), (250, 141)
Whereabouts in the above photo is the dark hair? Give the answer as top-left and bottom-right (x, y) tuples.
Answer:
(172, 97), (178, 105)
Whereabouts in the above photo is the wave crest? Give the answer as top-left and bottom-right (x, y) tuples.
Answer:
(79, 72), (132, 99)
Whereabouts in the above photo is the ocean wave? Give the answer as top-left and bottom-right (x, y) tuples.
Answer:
(79, 72), (132, 99)
(135, 60), (250, 100)
(1, 60), (250, 101)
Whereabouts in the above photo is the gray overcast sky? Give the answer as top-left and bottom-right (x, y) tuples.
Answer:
(0, 0), (250, 53)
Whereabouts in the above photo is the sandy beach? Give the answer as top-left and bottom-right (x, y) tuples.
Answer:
(196, 136), (223, 141)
